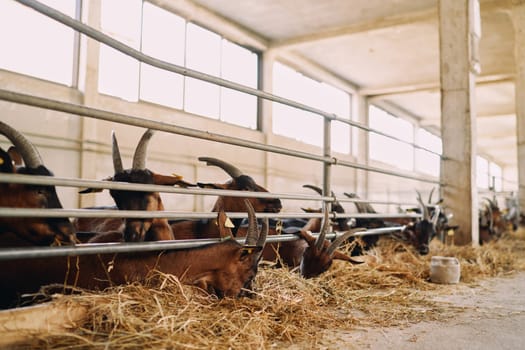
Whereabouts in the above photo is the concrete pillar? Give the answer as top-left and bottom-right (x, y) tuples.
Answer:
(354, 94), (369, 195)
(439, 0), (479, 245)
(510, 2), (525, 217)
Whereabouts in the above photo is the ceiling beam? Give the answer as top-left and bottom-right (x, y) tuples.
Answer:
(269, 8), (436, 51)
(364, 74), (515, 99)
(269, 0), (511, 52)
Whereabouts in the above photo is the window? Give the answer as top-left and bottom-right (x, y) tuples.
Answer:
(476, 156), (489, 189)
(369, 106), (414, 171)
(98, 1), (259, 128)
(415, 128), (442, 176)
(98, 0), (142, 102)
(272, 62), (351, 153)
(0, 0), (78, 86)
(140, 2), (185, 109)
(489, 162), (502, 191)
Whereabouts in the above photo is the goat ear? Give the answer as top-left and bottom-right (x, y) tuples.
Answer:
(295, 229), (316, 245)
(79, 176), (114, 194)
(7, 146), (23, 167)
(0, 148), (16, 173)
(240, 246), (262, 260)
(152, 173), (196, 187)
(216, 208), (234, 239)
(332, 250), (365, 264)
(197, 182), (228, 190)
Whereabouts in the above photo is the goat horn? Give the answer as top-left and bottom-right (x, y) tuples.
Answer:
(111, 131), (124, 174)
(244, 199), (259, 246)
(0, 121), (43, 168)
(326, 228), (366, 257)
(428, 188), (435, 204)
(315, 210), (330, 251)
(257, 218), (269, 248)
(132, 129), (154, 170)
(431, 205), (441, 228)
(416, 190), (430, 221)
(303, 184), (322, 195)
(198, 157), (243, 178)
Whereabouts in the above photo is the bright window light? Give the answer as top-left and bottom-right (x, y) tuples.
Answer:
(184, 23), (221, 118)
(139, 3), (185, 109)
(369, 106), (414, 170)
(0, 0), (76, 85)
(415, 128), (442, 176)
(477, 156), (489, 189)
(220, 39), (258, 129)
(98, 0), (141, 102)
(272, 62), (351, 152)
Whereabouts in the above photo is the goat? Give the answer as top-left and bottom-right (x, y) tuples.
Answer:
(0, 200), (268, 308)
(74, 129), (193, 243)
(346, 191), (439, 255)
(479, 197), (506, 244)
(0, 121), (76, 246)
(237, 185), (364, 278)
(170, 157), (282, 239)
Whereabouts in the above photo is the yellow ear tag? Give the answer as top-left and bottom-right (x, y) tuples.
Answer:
(0, 158), (4, 165)
(243, 247), (255, 254)
(447, 229), (454, 236)
(171, 173), (183, 180)
(225, 217), (235, 228)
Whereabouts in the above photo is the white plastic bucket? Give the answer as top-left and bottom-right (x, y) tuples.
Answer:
(430, 256), (460, 284)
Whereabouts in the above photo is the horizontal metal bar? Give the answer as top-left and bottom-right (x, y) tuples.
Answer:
(0, 89), (441, 183)
(0, 226), (404, 260)
(0, 173), (330, 202)
(335, 158), (442, 184)
(0, 208), (421, 220)
(15, 0), (441, 158)
(337, 197), (420, 207)
(0, 89), (331, 164)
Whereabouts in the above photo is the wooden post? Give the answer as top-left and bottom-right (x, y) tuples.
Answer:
(439, 0), (480, 245)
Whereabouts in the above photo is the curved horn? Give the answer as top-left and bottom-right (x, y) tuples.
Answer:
(0, 121), (43, 168)
(416, 190), (430, 221)
(326, 228), (366, 257)
(431, 206), (441, 228)
(428, 188), (435, 204)
(132, 129), (154, 170)
(257, 218), (268, 248)
(303, 184), (323, 195)
(315, 210), (330, 250)
(244, 199), (259, 246)
(198, 157), (243, 178)
(343, 192), (357, 199)
(111, 131), (124, 174)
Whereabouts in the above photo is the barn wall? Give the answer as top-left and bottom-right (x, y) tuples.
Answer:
(0, 66), (432, 214)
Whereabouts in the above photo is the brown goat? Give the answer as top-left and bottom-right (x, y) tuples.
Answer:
(0, 200), (268, 308)
(170, 157), (282, 239)
(0, 121), (76, 247)
(236, 185), (364, 278)
(74, 129), (193, 243)
(479, 197), (506, 244)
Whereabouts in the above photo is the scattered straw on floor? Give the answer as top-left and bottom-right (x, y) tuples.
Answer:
(9, 228), (525, 349)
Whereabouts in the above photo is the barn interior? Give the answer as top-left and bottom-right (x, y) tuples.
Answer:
(0, 0), (524, 348)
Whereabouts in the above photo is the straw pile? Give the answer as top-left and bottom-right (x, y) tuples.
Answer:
(10, 228), (525, 349)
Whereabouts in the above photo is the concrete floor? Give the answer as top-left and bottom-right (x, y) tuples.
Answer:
(341, 272), (525, 349)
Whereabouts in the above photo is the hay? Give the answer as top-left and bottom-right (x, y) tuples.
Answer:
(9, 228), (525, 349)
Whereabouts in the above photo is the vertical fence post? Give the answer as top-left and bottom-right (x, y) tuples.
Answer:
(323, 117), (332, 212)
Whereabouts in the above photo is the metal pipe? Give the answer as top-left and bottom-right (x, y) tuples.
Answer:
(0, 89), (443, 184)
(0, 208), (420, 220)
(0, 173), (331, 201)
(15, 0), (442, 158)
(0, 226), (404, 260)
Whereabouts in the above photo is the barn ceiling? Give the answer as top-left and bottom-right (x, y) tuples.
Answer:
(190, 0), (518, 169)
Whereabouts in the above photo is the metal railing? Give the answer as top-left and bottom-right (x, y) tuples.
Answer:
(0, 0), (432, 259)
